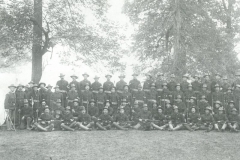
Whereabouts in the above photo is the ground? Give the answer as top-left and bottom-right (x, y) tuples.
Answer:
(0, 130), (239, 160)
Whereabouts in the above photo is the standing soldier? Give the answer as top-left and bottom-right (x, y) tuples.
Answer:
(39, 82), (47, 103)
(80, 84), (93, 114)
(31, 84), (40, 122)
(174, 95), (187, 116)
(69, 74), (79, 95)
(167, 74), (177, 92)
(96, 86), (108, 115)
(116, 74), (127, 97)
(109, 87), (120, 115)
(45, 84), (53, 106)
(103, 74), (114, 98)
(222, 76), (231, 94)
(66, 84), (79, 108)
(133, 84), (146, 109)
(143, 74), (153, 95)
(15, 84), (26, 127)
(121, 85), (132, 106)
(56, 73), (69, 107)
(4, 84), (17, 130)
(91, 76), (102, 100)
(155, 73), (165, 94)
(211, 73), (222, 92)
(172, 83), (184, 104)
(202, 73), (211, 92)
(199, 83), (211, 102)
(26, 81), (34, 99)
(191, 75), (202, 92)
(50, 85), (64, 110)
(147, 83), (157, 113)
(184, 83), (195, 105)
(158, 83), (171, 107)
(213, 107), (228, 132)
(129, 73), (141, 95)
(79, 72), (91, 94)
(211, 84), (224, 104)
(181, 74), (189, 93)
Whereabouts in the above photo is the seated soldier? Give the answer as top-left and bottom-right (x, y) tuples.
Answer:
(96, 107), (113, 131)
(72, 99), (84, 118)
(184, 107), (200, 131)
(33, 108), (54, 132)
(199, 106), (215, 132)
(88, 99), (99, 122)
(198, 95), (210, 115)
(151, 107), (168, 130)
(61, 109), (77, 131)
(104, 100), (114, 116)
(213, 101), (222, 114)
(133, 104), (152, 131)
(76, 108), (94, 131)
(213, 107), (228, 132)
(121, 99), (131, 118)
(112, 106), (129, 130)
(20, 99), (33, 130)
(174, 95), (187, 116)
(187, 96), (197, 112)
(151, 101), (158, 115)
(130, 101), (141, 126)
(53, 99), (65, 118)
(164, 99), (173, 121)
(168, 106), (185, 131)
(227, 108), (240, 132)
(226, 101), (235, 116)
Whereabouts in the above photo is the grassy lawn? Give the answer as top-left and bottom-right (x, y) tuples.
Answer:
(0, 130), (239, 160)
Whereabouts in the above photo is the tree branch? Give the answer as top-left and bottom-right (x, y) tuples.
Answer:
(222, 0), (228, 11)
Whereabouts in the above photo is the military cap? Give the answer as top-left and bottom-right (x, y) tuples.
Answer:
(132, 73), (138, 76)
(205, 106), (212, 111)
(218, 107), (224, 111)
(32, 84), (39, 88)
(39, 82), (46, 87)
(105, 74), (112, 78)
(118, 106), (124, 110)
(24, 99), (28, 104)
(82, 72), (89, 77)
(119, 74), (125, 78)
(214, 101), (221, 105)
(54, 85), (60, 89)
(41, 99), (46, 103)
(183, 74), (189, 78)
(18, 84), (24, 88)
(215, 84), (220, 88)
(28, 81), (34, 84)
(70, 84), (76, 88)
(70, 74), (78, 79)
(151, 83), (156, 87)
(73, 99), (79, 103)
(232, 108), (237, 112)
(165, 99), (171, 104)
(202, 83), (207, 88)
(228, 100), (235, 104)
(143, 104), (148, 107)
(173, 105), (178, 110)
(94, 75), (100, 79)
(90, 99), (95, 103)
(170, 74), (175, 78)
(162, 82), (167, 86)
(46, 84), (53, 88)
(59, 73), (65, 77)
(66, 106), (71, 110)
(8, 84), (16, 88)
(176, 95), (182, 99)
(175, 83), (181, 87)
(201, 95), (206, 99)
(105, 99), (110, 103)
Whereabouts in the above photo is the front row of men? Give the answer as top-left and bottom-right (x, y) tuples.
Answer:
(14, 96), (240, 132)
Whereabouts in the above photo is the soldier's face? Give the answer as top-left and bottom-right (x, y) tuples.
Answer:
(133, 75), (137, 79)
(205, 110), (210, 114)
(143, 107), (148, 111)
(18, 86), (23, 90)
(90, 102), (94, 106)
(190, 99), (194, 103)
(55, 88), (60, 92)
(120, 77), (124, 80)
(74, 102), (78, 106)
(134, 104), (138, 108)
(10, 87), (15, 92)
(158, 109), (162, 113)
(66, 110), (70, 114)
(229, 103), (234, 107)
(94, 78), (99, 82)
(232, 111), (237, 115)
(47, 87), (52, 91)
(40, 84), (45, 88)
(82, 110), (86, 114)
(71, 87), (75, 91)
(215, 87), (220, 91)
(45, 109), (50, 114)
(191, 108), (196, 113)
(124, 86), (128, 91)
(107, 77), (111, 80)
(219, 110), (223, 114)
(106, 103), (110, 107)
(72, 77), (76, 81)
(103, 109), (108, 114)
(227, 89), (231, 93)
(163, 85), (167, 89)
(42, 102), (46, 106)
(166, 104), (171, 108)
(176, 86), (180, 90)
(33, 87), (38, 91)
(120, 109), (124, 114)
(215, 104), (220, 108)
(83, 75), (88, 79)
(85, 86), (89, 90)
(60, 76), (64, 80)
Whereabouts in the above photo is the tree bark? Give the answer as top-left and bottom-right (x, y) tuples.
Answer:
(32, 0), (43, 83)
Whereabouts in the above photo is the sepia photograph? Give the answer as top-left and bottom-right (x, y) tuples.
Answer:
(1, 0), (240, 159)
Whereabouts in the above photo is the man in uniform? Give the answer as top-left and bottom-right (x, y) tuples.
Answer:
(31, 84), (40, 122)
(167, 74), (177, 91)
(168, 106), (185, 131)
(71, 99), (84, 118)
(109, 87), (120, 115)
(227, 108), (240, 132)
(112, 106), (129, 130)
(56, 73), (69, 107)
(96, 107), (113, 130)
(155, 73), (165, 94)
(46, 84), (53, 106)
(199, 83), (211, 102)
(174, 95), (187, 116)
(60, 109), (76, 131)
(185, 107), (200, 131)
(66, 84), (79, 108)
(199, 106), (215, 132)
(211, 84), (224, 105)
(16, 84), (27, 126)
(232, 71), (240, 89)
(19, 99), (33, 130)
(211, 73), (222, 92)
(129, 73), (141, 95)
(133, 104), (152, 131)
(233, 84), (240, 111)
(69, 74), (79, 95)
(91, 76), (102, 100)
(88, 99), (99, 122)
(76, 108), (94, 131)
(151, 107), (168, 130)
(147, 83), (157, 113)
(202, 73), (211, 92)
(158, 83), (171, 107)
(226, 100), (236, 116)
(96, 86), (108, 114)
(222, 76), (231, 94)
(172, 83), (184, 104)
(26, 81), (34, 99)
(198, 95), (210, 115)
(103, 74), (114, 97)
(50, 85), (64, 110)
(121, 85), (132, 106)
(80, 84), (93, 114)
(79, 72), (91, 94)
(39, 82), (47, 104)
(143, 74), (153, 95)
(213, 100), (222, 114)
(184, 83), (195, 102)
(4, 84), (17, 130)
(213, 107), (228, 132)
(191, 75), (202, 92)
(133, 84), (146, 109)
(33, 108), (54, 132)
(116, 74), (127, 97)
(225, 87), (235, 104)
(181, 74), (189, 93)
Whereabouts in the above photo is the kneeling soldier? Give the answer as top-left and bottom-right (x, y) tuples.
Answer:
(76, 108), (94, 131)
(199, 106), (215, 132)
(34, 108), (54, 132)
(20, 99), (33, 130)
(168, 106), (185, 131)
(96, 108), (113, 130)
(151, 107), (168, 130)
(227, 108), (240, 132)
(61, 109), (77, 131)
(184, 107), (200, 131)
(213, 107), (228, 132)
(112, 106), (129, 130)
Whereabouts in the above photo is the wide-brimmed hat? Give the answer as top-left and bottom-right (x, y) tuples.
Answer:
(105, 74), (112, 78)
(54, 85), (60, 89)
(59, 73), (65, 77)
(46, 84), (53, 88)
(82, 72), (89, 77)
(94, 76), (100, 79)
(8, 84), (16, 89)
(70, 74), (78, 79)
(39, 82), (46, 87)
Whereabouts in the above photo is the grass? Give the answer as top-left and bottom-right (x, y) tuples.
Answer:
(0, 130), (239, 160)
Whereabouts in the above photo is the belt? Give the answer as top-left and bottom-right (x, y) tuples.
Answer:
(143, 89), (150, 92)
(92, 91), (98, 93)
(148, 99), (157, 102)
(104, 91), (111, 94)
(112, 102), (118, 105)
(33, 100), (39, 102)
(97, 102), (104, 104)
(157, 89), (163, 91)
(136, 100), (144, 103)
(117, 90), (123, 93)
(82, 101), (89, 103)
(68, 100), (73, 102)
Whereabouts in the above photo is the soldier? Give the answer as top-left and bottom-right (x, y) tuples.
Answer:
(116, 74), (127, 97)
(133, 84), (146, 109)
(96, 86), (108, 114)
(172, 83), (185, 103)
(52, 99), (65, 118)
(66, 84), (79, 108)
(69, 74), (79, 95)
(191, 75), (202, 92)
(158, 83), (171, 107)
(222, 76), (231, 94)
(131, 102), (141, 124)
(143, 74), (153, 94)
(109, 87), (120, 115)
(104, 100), (114, 116)
(151, 107), (168, 130)
(211, 73), (222, 92)
(202, 73), (211, 92)
(91, 76), (102, 99)
(199, 83), (211, 102)
(50, 85), (64, 109)
(76, 108), (94, 131)
(96, 107), (113, 130)
(227, 108), (240, 132)
(80, 84), (93, 114)
(38, 82), (47, 103)
(185, 107), (200, 131)
(46, 84), (53, 106)
(56, 73), (69, 107)
(4, 84), (17, 130)
(198, 95), (210, 115)
(233, 84), (240, 111)
(167, 74), (177, 91)
(199, 106), (215, 132)
(213, 107), (228, 132)
(112, 107), (129, 130)
(38, 99), (47, 116)
(26, 81), (34, 99)
(133, 104), (152, 131)
(226, 101), (236, 116)
(155, 73), (165, 94)
(72, 99), (84, 118)
(88, 99), (99, 122)
(15, 84), (27, 124)
(129, 73), (141, 95)
(121, 85), (132, 106)
(184, 83), (195, 102)
(103, 74), (114, 97)
(33, 108), (54, 132)
(79, 72), (92, 94)
(31, 84), (40, 122)
(174, 95), (187, 116)
(168, 106), (185, 131)
(211, 84), (224, 105)
(181, 74), (189, 93)
(19, 99), (33, 130)
(147, 83), (157, 113)
(225, 87), (235, 104)
(120, 99), (131, 118)
(213, 101), (222, 114)
(60, 109), (77, 131)
(164, 99), (173, 119)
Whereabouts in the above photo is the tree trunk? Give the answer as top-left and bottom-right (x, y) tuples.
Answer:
(173, 0), (186, 77)
(32, 0), (43, 83)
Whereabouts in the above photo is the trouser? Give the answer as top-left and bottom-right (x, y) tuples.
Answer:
(20, 116), (33, 129)
(199, 123), (213, 131)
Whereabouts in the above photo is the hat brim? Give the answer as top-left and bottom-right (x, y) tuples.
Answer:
(82, 74), (89, 77)
(71, 76), (78, 78)
(8, 86), (16, 88)
(105, 75), (112, 78)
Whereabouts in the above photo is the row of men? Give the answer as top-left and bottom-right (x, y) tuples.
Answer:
(10, 97), (240, 132)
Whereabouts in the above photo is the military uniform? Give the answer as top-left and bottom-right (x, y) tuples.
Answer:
(113, 112), (129, 127)
(50, 89), (64, 109)
(91, 76), (102, 99)
(97, 112), (113, 130)
(169, 111), (185, 127)
(129, 73), (141, 95)
(31, 86), (41, 120)
(198, 99), (210, 115)
(199, 107), (214, 131)
(77, 112), (92, 126)
(56, 75), (69, 107)
(15, 87), (27, 110)
(138, 108), (152, 130)
(103, 81), (114, 97)
(180, 75), (189, 93)
(132, 86), (146, 108)
(213, 109), (228, 131)
(88, 102), (99, 119)
(146, 84), (157, 112)
(116, 75), (127, 96)
(96, 88), (108, 114)
(46, 85), (53, 106)
(191, 76), (202, 92)
(80, 89), (93, 113)
(20, 100), (33, 130)
(143, 74), (153, 94)
(109, 89), (120, 115)
(66, 88), (79, 108)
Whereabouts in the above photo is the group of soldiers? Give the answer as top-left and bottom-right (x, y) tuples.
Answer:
(3, 71), (240, 132)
